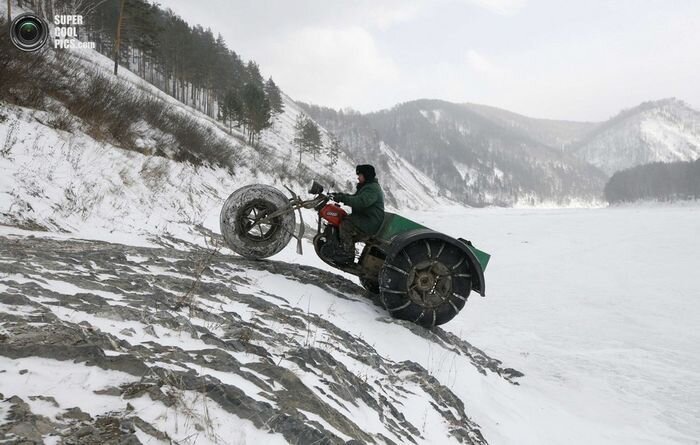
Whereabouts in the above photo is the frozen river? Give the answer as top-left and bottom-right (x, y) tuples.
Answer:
(403, 205), (700, 444)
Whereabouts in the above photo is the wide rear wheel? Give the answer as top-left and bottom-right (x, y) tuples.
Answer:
(379, 238), (472, 327)
(358, 245), (381, 294)
(359, 276), (380, 294)
(220, 184), (296, 259)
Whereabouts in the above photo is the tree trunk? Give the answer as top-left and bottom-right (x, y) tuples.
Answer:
(113, 0), (126, 76)
(36, 0), (45, 19)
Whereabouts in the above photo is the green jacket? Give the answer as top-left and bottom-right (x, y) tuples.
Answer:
(341, 179), (385, 235)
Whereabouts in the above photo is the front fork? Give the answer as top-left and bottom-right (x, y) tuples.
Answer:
(295, 207), (305, 254)
(313, 217), (335, 248)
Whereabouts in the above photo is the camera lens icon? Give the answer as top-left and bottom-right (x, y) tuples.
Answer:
(10, 13), (49, 52)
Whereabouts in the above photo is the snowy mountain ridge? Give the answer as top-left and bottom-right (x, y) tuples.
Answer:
(458, 103), (597, 149)
(301, 100), (608, 207)
(570, 98), (700, 175)
(302, 98), (700, 206)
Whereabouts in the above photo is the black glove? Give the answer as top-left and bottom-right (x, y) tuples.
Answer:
(329, 192), (346, 202)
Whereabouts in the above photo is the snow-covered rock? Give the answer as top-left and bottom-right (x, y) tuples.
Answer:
(0, 229), (517, 444)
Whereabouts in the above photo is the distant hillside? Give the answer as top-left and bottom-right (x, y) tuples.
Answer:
(604, 159), (700, 203)
(461, 103), (598, 149)
(0, 5), (453, 212)
(302, 100), (607, 206)
(571, 99), (700, 175)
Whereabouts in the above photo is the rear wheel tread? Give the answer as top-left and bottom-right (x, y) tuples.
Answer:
(379, 237), (473, 327)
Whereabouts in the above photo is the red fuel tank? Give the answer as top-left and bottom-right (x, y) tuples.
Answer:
(319, 203), (347, 226)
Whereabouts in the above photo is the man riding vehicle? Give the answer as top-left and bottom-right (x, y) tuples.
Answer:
(330, 164), (385, 263)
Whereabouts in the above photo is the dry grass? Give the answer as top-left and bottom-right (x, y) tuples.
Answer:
(1, 120), (19, 157)
(174, 235), (221, 312)
(0, 23), (242, 174)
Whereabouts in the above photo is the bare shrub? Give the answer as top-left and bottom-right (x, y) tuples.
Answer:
(140, 159), (170, 188)
(0, 29), (244, 173)
(47, 114), (75, 132)
(276, 160), (295, 183)
(1, 121), (19, 157)
(141, 95), (173, 128)
(64, 74), (141, 148)
(160, 112), (240, 169)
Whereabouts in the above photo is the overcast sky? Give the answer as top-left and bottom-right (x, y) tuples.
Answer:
(159, 0), (700, 121)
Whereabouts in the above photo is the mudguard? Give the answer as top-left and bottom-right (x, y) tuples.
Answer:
(384, 229), (486, 296)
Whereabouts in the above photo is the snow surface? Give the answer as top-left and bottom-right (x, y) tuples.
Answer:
(2, 197), (699, 443)
(401, 205), (700, 445)
(249, 204), (700, 444)
(0, 357), (289, 445)
(0, 356), (138, 419)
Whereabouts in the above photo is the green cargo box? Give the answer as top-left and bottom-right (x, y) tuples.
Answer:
(375, 212), (490, 271)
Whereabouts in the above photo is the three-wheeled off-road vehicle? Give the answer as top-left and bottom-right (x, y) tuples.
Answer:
(220, 182), (490, 327)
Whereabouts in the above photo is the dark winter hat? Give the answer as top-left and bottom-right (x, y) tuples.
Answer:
(356, 164), (376, 180)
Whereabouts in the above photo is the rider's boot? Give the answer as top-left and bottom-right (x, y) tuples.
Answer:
(334, 247), (355, 265)
(335, 238), (355, 265)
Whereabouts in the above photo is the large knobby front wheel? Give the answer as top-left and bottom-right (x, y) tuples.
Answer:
(220, 184), (296, 259)
(379, 238), (473, 327)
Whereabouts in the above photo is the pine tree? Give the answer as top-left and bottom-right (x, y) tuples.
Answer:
(264, 77), (284, 116)
(241, 82), (271, 146)
(302, 119), (322, 160)
(72, 0), (292, 146)
(246, 61), (264, 87)
(221, 89), (242, 133)
(113, 0), (126, 75)
(293, 114), (307, 164)
(327, 134), (341, 167)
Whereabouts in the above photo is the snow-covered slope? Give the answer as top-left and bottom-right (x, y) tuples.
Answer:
(0, 228), (519, 444)
(2, 204), (699, 445)
(572, 98), (700, 175)
(265, 94), (453, 209)
(0, 39), (459, 241)
(0, 102), (243, 241)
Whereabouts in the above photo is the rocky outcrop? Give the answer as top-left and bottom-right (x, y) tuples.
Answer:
(0, 232), (520, 444)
